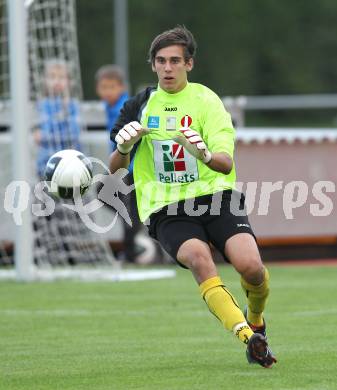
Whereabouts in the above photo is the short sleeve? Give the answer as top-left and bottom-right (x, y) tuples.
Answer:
(200, 93), (235, 158)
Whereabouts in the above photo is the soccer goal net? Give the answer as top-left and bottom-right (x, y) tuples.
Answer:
(0, 0), (175, 282)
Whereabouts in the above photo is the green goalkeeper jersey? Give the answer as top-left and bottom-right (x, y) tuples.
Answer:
(133, 82), (236, 222)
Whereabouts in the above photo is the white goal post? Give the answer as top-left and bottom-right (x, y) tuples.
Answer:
(8, 0), (33, 280)
(0, 0), (175, 282)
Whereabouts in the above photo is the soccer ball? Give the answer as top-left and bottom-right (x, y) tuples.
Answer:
(44, 149), (93, 199)
(134, 232), (156, 265)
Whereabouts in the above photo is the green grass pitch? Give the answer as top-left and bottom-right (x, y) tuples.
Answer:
(0, 264), (336, 390)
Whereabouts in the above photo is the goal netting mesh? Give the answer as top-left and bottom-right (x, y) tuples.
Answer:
(0, 0), (118, 274)
(26, 0), (117, 269)
(0, 0), (175, 282)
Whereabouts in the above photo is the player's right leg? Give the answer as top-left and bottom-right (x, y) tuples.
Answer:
(176, 237), (254, 345)
(149, 215), (254, 345)
(201, 190), (277, 367)
(148, 213), (275, 367)
(224, 233), (277, 367)
(225, 234), (271, 335)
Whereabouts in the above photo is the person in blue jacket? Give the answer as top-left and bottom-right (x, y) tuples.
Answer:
(35, 59), (82, 178)
(95, 65), (142, 262)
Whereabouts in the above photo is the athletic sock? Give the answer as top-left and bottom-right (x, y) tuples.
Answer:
(199, 276), (253, 344)
(241, 267), (270, 327)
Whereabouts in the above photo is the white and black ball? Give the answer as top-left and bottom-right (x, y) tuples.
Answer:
(44, 149), (93, 199)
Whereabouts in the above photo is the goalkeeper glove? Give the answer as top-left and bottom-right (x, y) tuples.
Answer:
(115, 121), (150, 154)
(173, 128), (212, 164)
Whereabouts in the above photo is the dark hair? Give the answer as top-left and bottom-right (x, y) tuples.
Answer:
(148, 26), (197, 64)
(95, 64), (126, 84)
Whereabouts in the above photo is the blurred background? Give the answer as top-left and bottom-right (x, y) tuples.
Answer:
(0, 0), (336, 279)
(77, 0), (337, 127)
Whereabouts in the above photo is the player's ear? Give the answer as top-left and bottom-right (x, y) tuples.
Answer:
(186, 58), (194, 72)
(151, 62), (156, 72)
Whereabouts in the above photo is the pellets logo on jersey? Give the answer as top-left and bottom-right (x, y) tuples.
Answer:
(180, 115), (192, 128)
(162, 144), (186, 172)
(152, 140), (199, 183)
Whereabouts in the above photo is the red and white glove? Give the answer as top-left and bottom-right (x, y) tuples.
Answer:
(173, 128), (212, 164)
(115, 121), (150, 154)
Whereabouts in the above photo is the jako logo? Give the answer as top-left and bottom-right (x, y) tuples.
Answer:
(237, 223), (250, 228)
(164, 107), (177, 111)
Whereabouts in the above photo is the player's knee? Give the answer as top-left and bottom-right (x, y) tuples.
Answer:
(177, 240), (212, 270)
(189, 251), (213, 271)
(237, 255), (264, 283)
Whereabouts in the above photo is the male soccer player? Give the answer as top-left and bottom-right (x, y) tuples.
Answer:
(109, 26), (277, 367)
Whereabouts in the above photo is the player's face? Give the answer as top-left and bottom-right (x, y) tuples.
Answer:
(152, 45), (193, 93)
(45, 65), (69, 96)
(96, 78), (126, 105)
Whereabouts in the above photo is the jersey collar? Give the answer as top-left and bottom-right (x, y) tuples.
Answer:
(157, 82), (190, 100)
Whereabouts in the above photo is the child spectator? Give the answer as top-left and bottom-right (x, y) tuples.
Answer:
(33, 59), (85, 265)
(35, 59), (81, 178)
(95, 65), (129, 154)
(95, 64), (154, 263)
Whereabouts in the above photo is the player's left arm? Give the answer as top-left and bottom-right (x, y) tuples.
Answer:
(174, 93), (235, 174)
(173, 128), (232, 174)
(205, 151), (233, 174)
